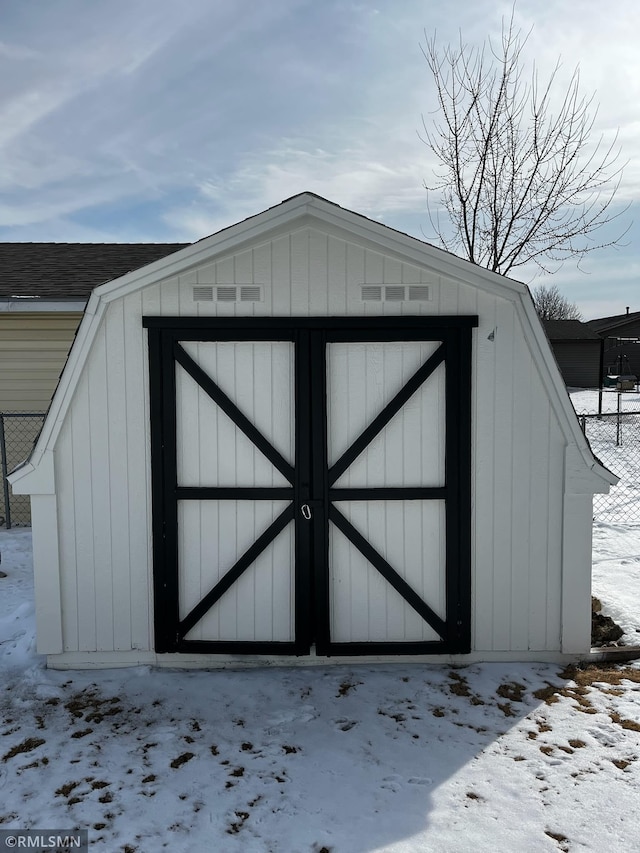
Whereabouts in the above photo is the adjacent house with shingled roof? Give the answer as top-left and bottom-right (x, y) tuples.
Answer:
(587, 309), (640, 380)
(0, 243), (186, 413)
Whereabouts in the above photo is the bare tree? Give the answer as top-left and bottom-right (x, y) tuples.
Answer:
(421, 14), (628, 276)
(532, 284), (582, 320)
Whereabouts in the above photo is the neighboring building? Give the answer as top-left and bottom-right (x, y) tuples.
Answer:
(0, 243), (187, 526)
(0, 243), (187, 413)
(587, 310), (640, 379)
(541, 319), (602, 389)
(11, 193), (616, 669)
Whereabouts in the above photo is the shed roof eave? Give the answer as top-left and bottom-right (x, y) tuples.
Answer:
(8, 451), (55, 494)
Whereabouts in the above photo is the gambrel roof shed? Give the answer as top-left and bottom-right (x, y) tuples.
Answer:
(11, 193), (615, 669)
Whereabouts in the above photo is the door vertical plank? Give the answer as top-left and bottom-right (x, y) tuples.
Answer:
(310, 331), (330, 655)
(294, 331), (312, 654)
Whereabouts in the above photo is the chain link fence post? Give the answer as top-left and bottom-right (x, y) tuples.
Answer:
(0, 414), (11, 529)
(0, 413), (46, 528)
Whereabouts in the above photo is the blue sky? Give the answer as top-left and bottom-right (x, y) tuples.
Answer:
(0, 0), (637, 319)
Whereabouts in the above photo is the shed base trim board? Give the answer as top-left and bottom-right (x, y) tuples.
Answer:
(45, 649), (587, 670)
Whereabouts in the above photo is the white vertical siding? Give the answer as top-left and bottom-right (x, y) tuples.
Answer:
(326, 340), (447, 643)
(173, 341), (295, 641)
(178, 500), (294, 642)
(471, 293), (565, 652)
(30, 494), (63, 654)
(49, 223), (571, 657)
(327, 342), (445, 486)
(330, 501), (445, 642)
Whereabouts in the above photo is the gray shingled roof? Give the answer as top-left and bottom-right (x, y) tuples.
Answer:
(586, 311), (640, 334)
(542, 319), (601, 341)
(0, 242), (188, 299)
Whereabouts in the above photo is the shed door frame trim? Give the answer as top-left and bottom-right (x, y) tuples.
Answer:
(144, 315), (477, 656)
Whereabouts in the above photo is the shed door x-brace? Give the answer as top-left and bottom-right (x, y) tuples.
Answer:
(144, 316), (476, 656)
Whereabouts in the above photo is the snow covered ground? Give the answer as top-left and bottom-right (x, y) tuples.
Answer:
(1, 521), (639, 852)
(1, 388), (638, 850)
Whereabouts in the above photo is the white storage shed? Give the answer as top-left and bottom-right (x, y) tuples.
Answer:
(10, 193), (616, 669)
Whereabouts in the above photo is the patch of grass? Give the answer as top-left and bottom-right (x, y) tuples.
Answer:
(545, 830), (569, 851)
(497, 702), (516, 717)
(377, 709), (405, 723)
(497, 682), (526, 702)
(561, 663), (640, 688)
(448, 672), (485, 705)
(282, 745), (299, 754)
(337, 680), (361, 697)
(170, 752), (195, 769)
(535, 675), (599, 714)
(448, 672), (471, 697)
(569, 739), (586, 749)
(65, 691), (123, 724)
(56, 781), (81, 798)
(609, 712), (640, 732)
(3, 737), (46, 762)
(533, 685), (560, 705)
(71, 728), (93, 739)
(227, 810), (250, 834)
(612, 758), (631, 769)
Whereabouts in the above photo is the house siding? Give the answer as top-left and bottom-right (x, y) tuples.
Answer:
(0, 312), (82, 412)
(550, 341), (602, 388)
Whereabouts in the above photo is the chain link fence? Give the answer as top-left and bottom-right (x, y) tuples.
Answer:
(0, 413), (46, 528)
(576, 403), (640, 524)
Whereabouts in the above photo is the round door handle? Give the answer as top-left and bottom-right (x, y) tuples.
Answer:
(301, 504), (312, 520)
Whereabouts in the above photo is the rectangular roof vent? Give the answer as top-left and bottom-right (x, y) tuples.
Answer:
(408, 285), (430, 301)
(361, 286), (382, 301)
(360, 284), (431, 302)
(193, 286), (214, 301)
(216, 286), (237, 302)
(240, 286), (262, 302)
(384, 286), (405, 302)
